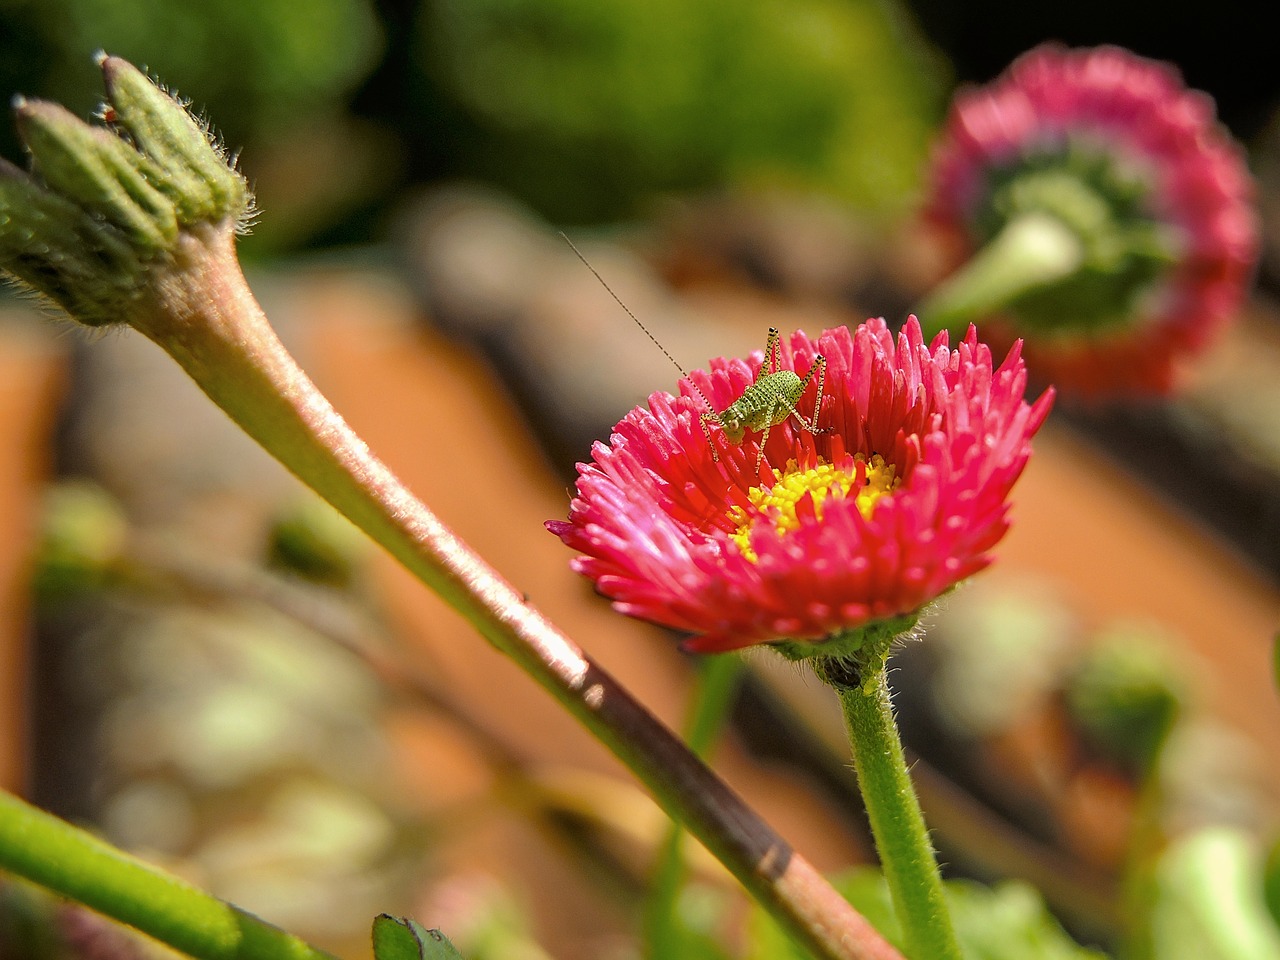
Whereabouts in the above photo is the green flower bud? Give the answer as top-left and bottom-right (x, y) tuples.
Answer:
(266, 496), (366, 588)
(1065, 625), (1186, 777)
(98, 54), (248, 224)
(32, 481), (129, 604)
(14, 95), (177, 251)
(0, 54), (250, 328)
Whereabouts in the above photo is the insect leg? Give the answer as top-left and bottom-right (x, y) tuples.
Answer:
(754, 422), (770, 478)
(788, 354), (829, 434)
(765, 326), (781, 375)
(701, 411), (722, 462)
(753, 397), (790, 479)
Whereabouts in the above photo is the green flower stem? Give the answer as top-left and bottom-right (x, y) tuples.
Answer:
(684, 655), (747, 759)
(645, 655), (746, 958)
(818, 656), (962, 960)
(918, 210), (1083, 337)
(0, 790), (337, 960)
(118, 223), (903, 960)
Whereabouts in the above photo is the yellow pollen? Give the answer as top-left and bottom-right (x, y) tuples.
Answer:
(728, 454), (898, 561)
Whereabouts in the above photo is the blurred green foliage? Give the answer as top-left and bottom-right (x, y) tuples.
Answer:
(30, 481), (127, 605)
(747, 869), (1104, 959)
(1064, 625), (1187, 778)
(420, 0), (944, 222)
(1, 0), (943, 240)
(1264, 837), (1280, 937)
(1132, 829), (1280, 960)
(0, 878), (61, 960)
(0, 0), (383, 163)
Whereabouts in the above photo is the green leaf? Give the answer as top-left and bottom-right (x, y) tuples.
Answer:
(1139, 828), (1280, 960)
(944, 880), (1107, 960)
(372, 915), (464, 960)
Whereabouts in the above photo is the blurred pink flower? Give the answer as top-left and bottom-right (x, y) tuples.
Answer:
(547, 319), (1052, 653)
(925, 44), (1258, 394)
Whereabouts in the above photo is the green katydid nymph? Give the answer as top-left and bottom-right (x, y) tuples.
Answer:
(562, 235), (828, 478)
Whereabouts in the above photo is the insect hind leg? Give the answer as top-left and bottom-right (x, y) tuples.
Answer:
(701, 411), (722, 462)
(788, 354), (830, 435)
(753, 409), (779, 479)
(764, 326), (782, 374)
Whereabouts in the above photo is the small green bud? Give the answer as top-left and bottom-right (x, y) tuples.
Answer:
(98, 54), (248, 224)
(265, 496), (366, 588)
(1065, 625), (1186, 777)
(14, 96), (177, 251)
(32, 481), (129, 603)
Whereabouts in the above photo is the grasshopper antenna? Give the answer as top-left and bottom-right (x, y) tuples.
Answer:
(559, 232), (693, 381)
(561, 233), (826, 476)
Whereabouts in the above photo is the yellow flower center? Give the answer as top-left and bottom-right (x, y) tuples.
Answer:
(728, 454), (898, 562)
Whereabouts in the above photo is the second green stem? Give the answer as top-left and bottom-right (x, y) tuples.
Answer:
(645, 655), (745, 959)
(0, 791), (336, 960)
(823, 657), (962, 960)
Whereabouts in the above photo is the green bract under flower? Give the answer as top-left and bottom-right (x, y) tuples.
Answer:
(973, 140), (1181, 335)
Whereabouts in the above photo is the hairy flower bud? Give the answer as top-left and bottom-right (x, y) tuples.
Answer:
(15, 96), (178, 250)
(98, 54), (248, 224)
(0, 54), (250, 327)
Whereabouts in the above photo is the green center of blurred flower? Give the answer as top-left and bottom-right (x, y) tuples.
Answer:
(975, 137), (1182, 334)
(728, 455), (898, 562)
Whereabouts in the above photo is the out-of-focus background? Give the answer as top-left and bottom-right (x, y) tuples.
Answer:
(1, 2), (1278, 958)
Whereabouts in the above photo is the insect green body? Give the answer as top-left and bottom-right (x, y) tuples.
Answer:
(562, 235), (827, 479)
(702, 326), (827, 476)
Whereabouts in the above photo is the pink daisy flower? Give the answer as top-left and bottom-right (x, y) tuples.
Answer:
(547, 318), (1052, 654)
(924, 44), (1258, 395)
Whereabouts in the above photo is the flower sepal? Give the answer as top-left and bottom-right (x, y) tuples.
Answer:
(924, 142), (1184, 339)
(98, 55), (248, 225)
(13, 95), (179, 251)
(770, 612), (920, 667)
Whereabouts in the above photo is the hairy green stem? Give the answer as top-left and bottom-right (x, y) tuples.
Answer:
(819, 657), (961, 960)
(117, 223), (903, 960)
(684, 655), (747, 760)
(0, 791), (337, 960)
